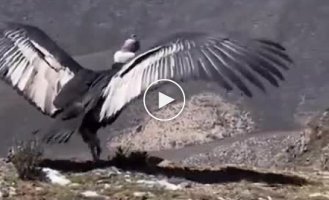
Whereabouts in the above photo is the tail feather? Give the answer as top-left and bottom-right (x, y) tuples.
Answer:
(41, 114), (84, 144)
(43, 129), (75, 144)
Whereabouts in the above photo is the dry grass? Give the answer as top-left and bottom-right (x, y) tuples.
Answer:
(111, 147), (151, 169)
(7, 138), (45, 181)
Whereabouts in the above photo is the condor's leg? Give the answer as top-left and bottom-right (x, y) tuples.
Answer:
(79, 107), (122, 161)
(80, 126), (102, 161)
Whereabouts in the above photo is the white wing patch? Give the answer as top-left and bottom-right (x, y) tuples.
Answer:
(99, 44), (182, 120)
(0, 29), (75, 115)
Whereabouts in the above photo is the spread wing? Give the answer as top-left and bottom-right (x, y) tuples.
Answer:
(0, 22), (84, 116)
(99, 32), (293, 121)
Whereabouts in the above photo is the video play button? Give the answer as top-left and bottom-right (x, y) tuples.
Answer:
(158, 92), (175, 109)
(143, 79), (185, 121)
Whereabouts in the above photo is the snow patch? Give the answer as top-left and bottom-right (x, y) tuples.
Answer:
(81, 190), (100, 197)
(42, 168), (71, 186)
(80, 190), (110, 199)
(136, 179), (182, 190)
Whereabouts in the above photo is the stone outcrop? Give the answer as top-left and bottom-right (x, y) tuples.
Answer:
(107, 93), (255, 152)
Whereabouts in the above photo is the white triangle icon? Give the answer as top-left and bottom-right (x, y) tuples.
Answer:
(158, 92), (175, 109)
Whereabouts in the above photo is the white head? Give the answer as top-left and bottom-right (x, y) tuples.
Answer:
(114, 34), (140, 63)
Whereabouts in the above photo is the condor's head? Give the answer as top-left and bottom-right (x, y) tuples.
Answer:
(113, 34), (140, 64)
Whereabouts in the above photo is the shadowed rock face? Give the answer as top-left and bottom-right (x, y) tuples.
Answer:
(0, 0), (329, 158)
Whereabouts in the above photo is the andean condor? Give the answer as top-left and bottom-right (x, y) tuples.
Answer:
(0, 22), (293, 161)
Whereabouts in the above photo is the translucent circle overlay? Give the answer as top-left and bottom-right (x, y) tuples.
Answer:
(143, 79), (186, 122)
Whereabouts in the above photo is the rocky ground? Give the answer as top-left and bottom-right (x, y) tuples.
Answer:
(1, 107), (329, 199)
(0, 150), (326, 200)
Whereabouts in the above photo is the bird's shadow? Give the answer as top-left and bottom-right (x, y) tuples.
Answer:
(38, 151), (308, 186)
